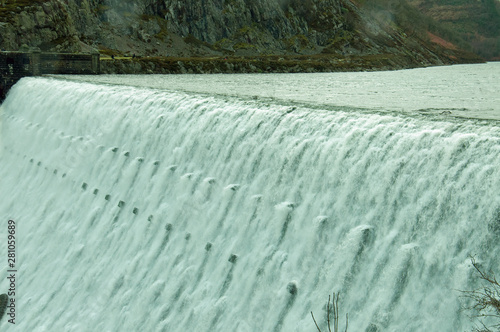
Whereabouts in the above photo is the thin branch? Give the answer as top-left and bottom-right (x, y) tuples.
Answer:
(471, 257), (500, 287)
(332, 292), (336, 332)
(460, 256), (500, 331)
(335, 292), (339, 332)
(327, 294), (332, 332)
(311, 311), (322, 332)
(311, 291), (348, 332)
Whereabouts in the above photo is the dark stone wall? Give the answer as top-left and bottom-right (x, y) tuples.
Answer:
(39, 53), (99, 75)
(0, 51), (99, 101)
(0, 52), (33, 101)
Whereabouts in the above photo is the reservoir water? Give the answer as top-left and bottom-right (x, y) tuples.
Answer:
(0, 63), (499, 331)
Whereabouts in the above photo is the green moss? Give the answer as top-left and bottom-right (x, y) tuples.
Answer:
(214, 38), (230, 47)
(234, 24), (261, 39)
(238, 26), (253, 35)
(154, 28), (169, 41)
(97, 5), (110, 13)
(98, 46), (120, 56)
(233, 42), (256, 50)
(223, 0), (238, 7)
(183, 34), (218, 51)
(322, 30), (356, 54)
(284, 34), (311, 51)
(213, 38), (235, 52)
(137, 15), (170, 41)
(102, 51), (480, 75)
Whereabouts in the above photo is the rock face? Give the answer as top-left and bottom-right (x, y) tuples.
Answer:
(0, 0), (483, 65)
(0, 0), (81, 52)
(160, 0), (344, 51)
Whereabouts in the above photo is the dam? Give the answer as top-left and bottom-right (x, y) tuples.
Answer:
(0, 50), (100, 101)
(0, 64), (499, 331)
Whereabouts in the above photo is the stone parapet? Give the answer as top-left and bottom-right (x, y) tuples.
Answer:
(1, 50), (100, 101)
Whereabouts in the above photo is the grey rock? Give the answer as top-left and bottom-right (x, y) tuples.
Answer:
(0, 0), (481, 68)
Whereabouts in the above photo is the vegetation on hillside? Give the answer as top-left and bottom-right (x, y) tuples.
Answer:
(357, 0), (473, 52)
(406, 0), (500, 59)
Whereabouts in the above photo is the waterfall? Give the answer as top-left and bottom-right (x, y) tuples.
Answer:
(1, 77), (499, 331)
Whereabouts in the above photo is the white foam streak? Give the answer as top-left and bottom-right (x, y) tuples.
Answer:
(1, 77), (499, 331)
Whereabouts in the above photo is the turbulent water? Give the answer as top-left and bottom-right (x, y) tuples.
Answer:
(1, 65), (500, 331)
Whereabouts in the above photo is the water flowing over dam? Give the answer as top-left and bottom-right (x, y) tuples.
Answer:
(0, 74), (499, 331)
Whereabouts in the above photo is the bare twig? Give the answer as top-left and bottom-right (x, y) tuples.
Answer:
(471, 257), (500, 288)
(327, 295), (332, 332)
(311, 311), (322, 332)
(311, 291), (348, 332)
(460, 256), (500, 332)
(334, 292), (339, 332)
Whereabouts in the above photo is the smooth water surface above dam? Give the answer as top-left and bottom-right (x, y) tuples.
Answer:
(57, 62), (500, 120)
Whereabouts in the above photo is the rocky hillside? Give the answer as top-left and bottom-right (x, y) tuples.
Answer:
(0, 0), (482, 66)
(407, 0), (500, 60)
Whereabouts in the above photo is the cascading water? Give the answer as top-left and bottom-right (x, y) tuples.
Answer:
(0, 76), (499, 331)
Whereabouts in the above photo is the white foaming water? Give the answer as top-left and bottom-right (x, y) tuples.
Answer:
(0, 72), (500, 331)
